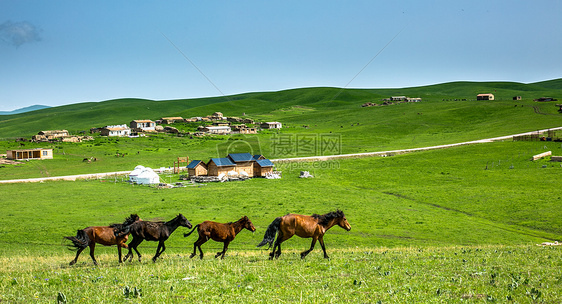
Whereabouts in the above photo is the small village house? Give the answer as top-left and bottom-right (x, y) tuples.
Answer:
(7, 148), (53, 160)
(207, 157), (237, 176)
(186, 160), (208, 177)
(253, 155), (274, 177)
(190, 153), (275, 179)
(231, 124), (257, 134)
(227, 153), (254, 176)
(32, 130), (69, 142)
(100, 125), (131, 137)
(477, 93), (495, 101)
(201, 125), (232, 134)
(157, 117), (184, 124)
(211, 112), (224, 120)
(391, 96), (407, 101)
(130, 120), (156, 132)
(260, 122), (283, 129)
(227, 117), (244, 123)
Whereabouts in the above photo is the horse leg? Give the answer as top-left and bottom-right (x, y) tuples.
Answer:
(133, 244), (142, 262)
(118, 242), (128, 263)
(153, 240), (165, 262)
(117, 245), (122, 263)
(89, 243), (98, 266)
(216, 241), (230, 259)
(128, 238), (143, 262)
(274, 241), (282, 259)
(273, 232), (293, 259)
(269, 231), (282, 260)
(301, 236), (318, 259)
(123, 238), (137, 262)
(69, 247), (85, 265)
(123, 247), (132, 262)
(190, 236), (207, 259)
(318, 235), (329, 259)
(123, 237), (136, 262)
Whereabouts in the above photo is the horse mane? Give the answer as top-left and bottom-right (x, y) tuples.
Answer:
(109, 214), (140, 228)
(311, 210), (345, 226)
(229, 216), (249, 225)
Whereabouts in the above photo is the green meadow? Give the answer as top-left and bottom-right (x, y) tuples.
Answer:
(1, 80), (562, 302)
(1, 141), (562, 302)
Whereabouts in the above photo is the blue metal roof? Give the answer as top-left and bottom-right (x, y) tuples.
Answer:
(253, 154), (264, 160)
(211, 157), (236, 167)
(228, 153), (253, 162)
(256, 159), (274, 167)
(186, 160), (203, 169)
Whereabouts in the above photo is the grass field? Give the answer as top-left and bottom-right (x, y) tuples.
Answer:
(1, 80), (562, 302)
(1, 140), (562, 302)
(2, 246), (561, 303)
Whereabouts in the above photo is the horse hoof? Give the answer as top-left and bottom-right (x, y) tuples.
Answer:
(69, 261), (75, 266)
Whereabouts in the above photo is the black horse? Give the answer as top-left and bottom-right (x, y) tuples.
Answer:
(115, 214), (192, 262)
(64, 214), (141, 265)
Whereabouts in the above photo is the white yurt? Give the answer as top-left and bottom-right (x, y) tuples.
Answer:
(129, 165), (160, 185)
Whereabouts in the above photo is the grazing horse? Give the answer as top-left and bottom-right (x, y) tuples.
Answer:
(64, 214), (141, 266)
(116, 214), (192, 263)
(183, 216), (256, 259)
(257, 210), (351, 260)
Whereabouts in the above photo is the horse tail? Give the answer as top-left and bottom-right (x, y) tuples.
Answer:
(257, 217), (282, 248)
(183, 224), (199, 238)
(64, 229), (90, 250)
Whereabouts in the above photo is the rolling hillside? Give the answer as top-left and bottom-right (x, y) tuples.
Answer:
(1, 79), (561, 140)
(1, 79), (561, 180)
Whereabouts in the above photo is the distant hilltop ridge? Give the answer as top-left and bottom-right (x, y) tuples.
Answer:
(0, 105), (51, 115)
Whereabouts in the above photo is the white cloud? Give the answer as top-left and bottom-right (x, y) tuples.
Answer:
(0, 20), (42, 47)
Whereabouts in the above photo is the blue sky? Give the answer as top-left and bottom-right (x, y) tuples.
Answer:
(1, 1), (561, 111)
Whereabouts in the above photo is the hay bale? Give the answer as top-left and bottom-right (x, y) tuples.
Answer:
(531, 151), (551, 161)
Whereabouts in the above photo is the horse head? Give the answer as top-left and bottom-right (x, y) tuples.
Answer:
(177, 214), (193, 229)
(336, 210), (351, 231)
(242, 216), (256, 232)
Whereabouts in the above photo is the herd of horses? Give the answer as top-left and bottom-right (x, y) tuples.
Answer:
(64, 210), (351, 265)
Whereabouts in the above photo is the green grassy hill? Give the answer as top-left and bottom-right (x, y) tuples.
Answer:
(1, 79), (561, 140)
(1, 79), (561, 180)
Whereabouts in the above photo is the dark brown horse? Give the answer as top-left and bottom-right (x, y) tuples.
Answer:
(64, 214), (141, 266)
(183, 216), (256, 259)
(116, 214), (192, 263)
(257, 210), (351, 259)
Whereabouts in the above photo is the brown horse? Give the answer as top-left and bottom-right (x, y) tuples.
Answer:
(257, 210), (351, 260)
(116, 214), (192, 263)
(64, 214), (141, 266)
(183, 216), (256, 259)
